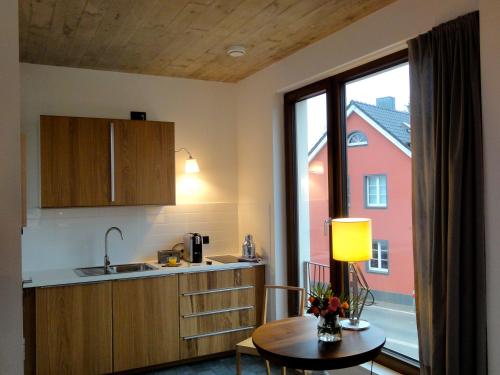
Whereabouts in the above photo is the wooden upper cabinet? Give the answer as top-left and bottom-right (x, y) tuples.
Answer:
(113, 119), (175, 205)
(40, 116), (111, 207)
(40, 115), (175, 207)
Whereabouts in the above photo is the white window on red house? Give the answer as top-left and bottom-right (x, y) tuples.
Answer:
(365, 175), (387, 208)
(369, 240), (389, 273)
(347, 131), (368, 146)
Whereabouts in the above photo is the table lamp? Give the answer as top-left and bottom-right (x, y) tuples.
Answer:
(331, 218), (372, 330)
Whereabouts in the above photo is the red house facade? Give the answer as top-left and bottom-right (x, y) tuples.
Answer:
(308, 97), (414, 305)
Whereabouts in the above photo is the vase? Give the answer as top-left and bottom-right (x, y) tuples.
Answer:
(317, 315), (342, 342)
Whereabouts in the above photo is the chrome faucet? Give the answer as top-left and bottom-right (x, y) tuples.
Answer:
(104, 227), (123, 273)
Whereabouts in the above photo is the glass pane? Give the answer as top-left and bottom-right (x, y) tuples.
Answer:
(345, 63), (418, 360)
(295, 93), (330, 292)
(380, 195), (387, 205)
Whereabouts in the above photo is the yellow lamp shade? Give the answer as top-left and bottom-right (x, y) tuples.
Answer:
(185, 158), (200, 174)
(331, 218), (372, 262)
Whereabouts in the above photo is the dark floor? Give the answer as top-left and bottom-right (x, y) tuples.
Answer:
(143, 354), (288, 375)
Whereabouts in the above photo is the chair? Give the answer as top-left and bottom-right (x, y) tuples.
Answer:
(304, 261), (330, 295)
(235, 285), (306, 375)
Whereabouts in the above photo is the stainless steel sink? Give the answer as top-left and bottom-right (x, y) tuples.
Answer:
(74, 263), (156, 277)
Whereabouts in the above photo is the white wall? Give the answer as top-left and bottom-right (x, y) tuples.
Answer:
(480, 0), (500, 373)
(21, 64), (240, 272)
(235, 0), (497, 358)
(0, 0), (23, 373)
(236, 0), (478, 284)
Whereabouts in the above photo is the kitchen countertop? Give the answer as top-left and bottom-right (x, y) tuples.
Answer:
(22, 256), (264, 288)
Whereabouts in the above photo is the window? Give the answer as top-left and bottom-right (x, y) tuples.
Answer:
(369, 240), (389, 273)
(365, 175), (387, 208)
(285, 51), (419, 371)
(347, 131), (368, 146)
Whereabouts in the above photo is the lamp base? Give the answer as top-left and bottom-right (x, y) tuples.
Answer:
(340, 319), (370, 331)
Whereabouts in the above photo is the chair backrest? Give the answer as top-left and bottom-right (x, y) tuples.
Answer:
(304, 261), (330, 295)
(261, 285), (306, 324)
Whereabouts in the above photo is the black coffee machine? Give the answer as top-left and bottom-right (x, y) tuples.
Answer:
(183, 233), (203, 263)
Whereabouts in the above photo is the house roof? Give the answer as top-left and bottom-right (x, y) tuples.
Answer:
(308, 99), (411, 160)
(347, 100), (411, 151)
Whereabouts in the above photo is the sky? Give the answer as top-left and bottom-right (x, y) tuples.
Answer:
(345, 63), (409, 111)
(305, 63), (410, 150)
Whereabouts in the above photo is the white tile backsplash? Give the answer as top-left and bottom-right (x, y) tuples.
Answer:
(22, 203), (239, 272)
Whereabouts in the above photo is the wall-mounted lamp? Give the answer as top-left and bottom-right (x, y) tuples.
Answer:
(175, 148), (200, 174)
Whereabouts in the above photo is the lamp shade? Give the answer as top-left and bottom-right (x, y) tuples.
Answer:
(331, 218), (372, 262)
(185, 158), (200, 174)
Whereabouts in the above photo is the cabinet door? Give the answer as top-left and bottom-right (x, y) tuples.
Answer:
(36, 282), (112, 375)
(112, 275), (179, 371)
(40, 116), (111, 207)
(113, 120), (175, 205)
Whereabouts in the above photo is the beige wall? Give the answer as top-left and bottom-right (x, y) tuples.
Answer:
(480, 0), (500, 373)
(236, 0), (478, 286)
(235, 0), (500, 359)
(21, 63), (238, 206)
(20, 64), (240, 272)
(0, 0), (23, 373)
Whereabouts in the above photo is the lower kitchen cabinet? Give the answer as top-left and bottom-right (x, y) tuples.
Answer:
(179, 265), (265, 359)
(35, 282), (112, 375)
(24, 266), (264, 374)
(112, 275), (180, 371)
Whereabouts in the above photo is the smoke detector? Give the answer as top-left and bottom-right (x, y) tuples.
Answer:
(227, 45), (246, 58)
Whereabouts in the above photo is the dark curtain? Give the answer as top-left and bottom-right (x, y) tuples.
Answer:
(408, 11), (486, 375)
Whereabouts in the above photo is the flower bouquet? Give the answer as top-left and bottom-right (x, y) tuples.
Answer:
(307, 283), (349, 342)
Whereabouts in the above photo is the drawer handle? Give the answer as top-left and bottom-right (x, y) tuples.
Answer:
(110, 122), (115, 202)
(182, 326), (255, 340)
(182, 305), (254, 318)
(181, 285), (254, 296)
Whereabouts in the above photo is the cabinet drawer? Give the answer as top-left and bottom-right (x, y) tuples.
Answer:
(180, 307), (256, 337)
(180, 328), (254, 359)
(180, 287), (255, 315)
(179, 268), (256, 294)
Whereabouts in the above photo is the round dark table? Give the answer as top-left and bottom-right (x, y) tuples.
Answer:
(252, 316), (386, 371)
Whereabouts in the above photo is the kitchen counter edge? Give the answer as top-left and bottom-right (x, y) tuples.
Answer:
(22, 259), (265, 288)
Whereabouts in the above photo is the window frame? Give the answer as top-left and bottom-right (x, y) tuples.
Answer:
(347, 131), (368, 147)
(284, 49), (417, 373)
(364, 174), (388, 208)
(368, 239), (389, 274)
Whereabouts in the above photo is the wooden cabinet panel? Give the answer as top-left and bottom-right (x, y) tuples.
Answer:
(40, 115), (111, 207)
(179, 266), (265, 359)
(114, 120), (175, 205)
(180, 308), (256, 337)
(179, 268), (258, 294)
(112, 275), (179, 372)
(40, 116), (175, 207)
(35, 282), (112, 375)
(180, 288), (255, 315)
(180, 329), (253, 359)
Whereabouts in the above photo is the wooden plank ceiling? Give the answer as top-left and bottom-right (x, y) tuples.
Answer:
(19, 0), (395, 82)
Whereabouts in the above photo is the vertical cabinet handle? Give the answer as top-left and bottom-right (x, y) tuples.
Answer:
(110, 122), (115, 202)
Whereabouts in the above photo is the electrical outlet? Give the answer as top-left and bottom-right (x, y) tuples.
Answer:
(202, 235), (209, 244)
